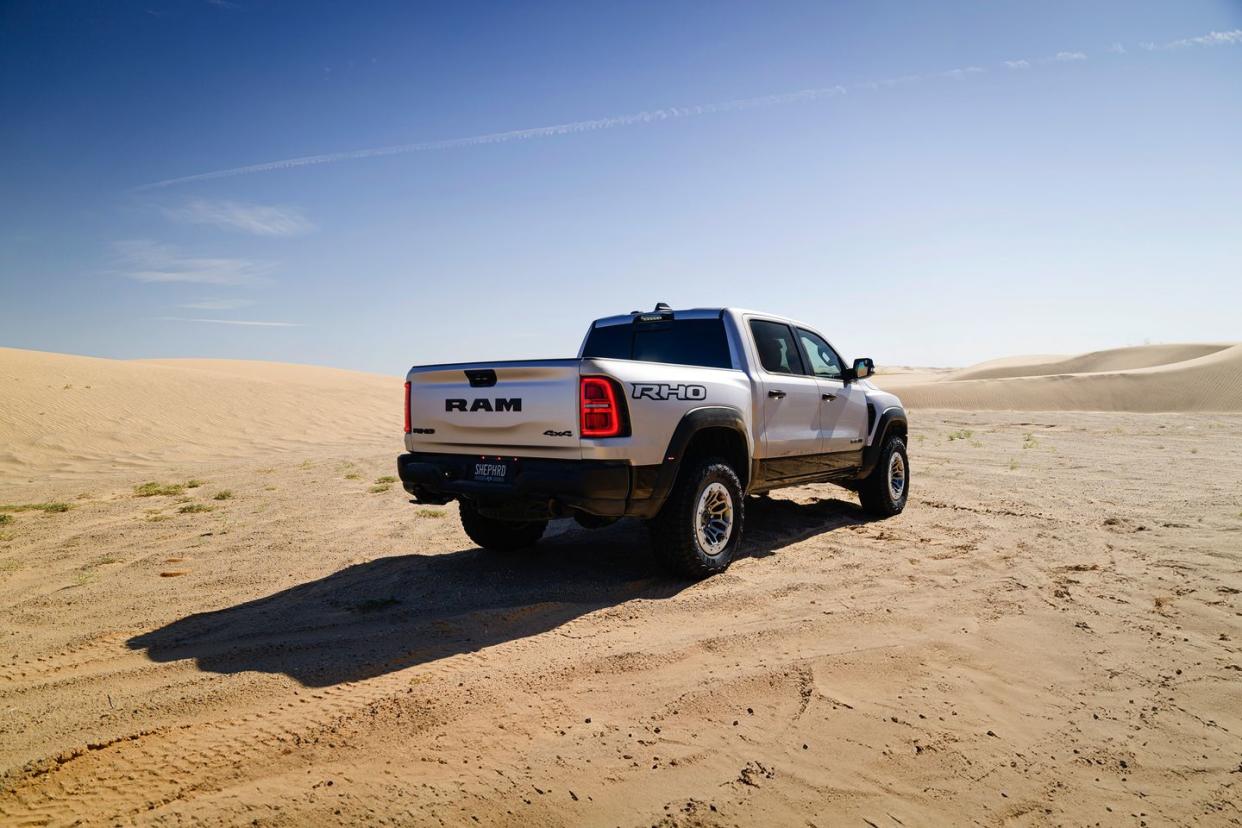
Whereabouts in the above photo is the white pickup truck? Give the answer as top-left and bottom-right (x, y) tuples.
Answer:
(398, 305), (908, 577)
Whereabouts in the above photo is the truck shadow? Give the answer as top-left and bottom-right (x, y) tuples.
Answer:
(742, 493), (873, 558)
(128, 494), (868, 687)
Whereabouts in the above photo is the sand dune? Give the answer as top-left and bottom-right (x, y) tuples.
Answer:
(5, 342), (1239, 486)
(877, 342), (1242, 412)
(0, 348), (396, 483)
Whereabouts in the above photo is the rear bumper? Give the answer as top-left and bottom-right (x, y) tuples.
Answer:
(397, 452), (643, 520)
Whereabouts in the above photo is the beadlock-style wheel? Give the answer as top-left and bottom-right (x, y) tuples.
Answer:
(647, 458), (744, 579)
(859, 434), (909, 517)
(694, 481), (734, 556)
(887, 450), (906, 502)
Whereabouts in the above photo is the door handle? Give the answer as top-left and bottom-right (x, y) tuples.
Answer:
(767, 390), (786, 399)
(821, 393), (837, 401)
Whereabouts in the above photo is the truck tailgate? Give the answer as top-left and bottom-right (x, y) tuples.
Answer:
(405, 360), (581, 458)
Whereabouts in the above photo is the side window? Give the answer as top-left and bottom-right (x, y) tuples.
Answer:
(748, 319), (805, 375)
(797, 329), (844, 380)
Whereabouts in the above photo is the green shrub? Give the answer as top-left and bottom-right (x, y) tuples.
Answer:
(212, 490), (234, 501)
(134, 482), (185, 497)
(178, 503), (214, 514)
(0, 502), (71, 513)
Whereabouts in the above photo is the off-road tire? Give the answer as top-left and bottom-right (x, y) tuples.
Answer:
(459, 500), (547, 552)
(858, 435), (909, 517)
(647, 457), (744, 579)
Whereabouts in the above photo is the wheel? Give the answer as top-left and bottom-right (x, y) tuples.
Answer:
(458, 500), (546, 552)
(858, 435), (909, 517)
(647, 457), (745, 578)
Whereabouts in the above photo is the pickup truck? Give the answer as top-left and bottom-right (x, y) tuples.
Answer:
(398, 305), (909, 578)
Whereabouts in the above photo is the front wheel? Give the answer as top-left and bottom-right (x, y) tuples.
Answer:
(647, 457), (745, 579)
(858, 435), (909, 517)
(458, 500), (546, 552)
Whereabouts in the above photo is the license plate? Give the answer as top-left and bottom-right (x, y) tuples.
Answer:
(472, 461), (509, 483)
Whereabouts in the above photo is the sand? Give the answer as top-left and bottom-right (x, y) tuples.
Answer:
(0, 348), (394, 485)
(1, 346), (1240, 826)
(876, 343), (1242, 413)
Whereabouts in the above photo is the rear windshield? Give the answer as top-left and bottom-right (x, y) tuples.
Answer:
(582, 317), (733, 369)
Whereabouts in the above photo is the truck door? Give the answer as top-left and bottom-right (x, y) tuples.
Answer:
(795, 328), (869, 467)
(748, 319), (824, 478)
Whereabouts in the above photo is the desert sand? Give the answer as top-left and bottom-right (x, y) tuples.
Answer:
(1, 345), (1240, 826)
(878, 343), (1242, 413)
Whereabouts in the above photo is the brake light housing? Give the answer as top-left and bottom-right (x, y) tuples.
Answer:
(580, 376), (628, 438)
(403, 381), (412, 434)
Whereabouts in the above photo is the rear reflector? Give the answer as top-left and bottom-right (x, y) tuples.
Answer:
(403, 381), (411, 434)
(580, 376), (624, 438)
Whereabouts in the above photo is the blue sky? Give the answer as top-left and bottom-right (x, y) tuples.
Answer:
(2, 1), (1240, 373)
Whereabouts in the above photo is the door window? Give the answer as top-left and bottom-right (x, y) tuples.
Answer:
(796, 329), (844, 380)
(749, 319), (805, 374)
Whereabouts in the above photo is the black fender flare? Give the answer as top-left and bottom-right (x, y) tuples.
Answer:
(859, 407), (908, 478)
(631, 406), (751, 517)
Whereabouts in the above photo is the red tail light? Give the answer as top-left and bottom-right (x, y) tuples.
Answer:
(580, 376), (626, 438)
(403, 381), (412, 434)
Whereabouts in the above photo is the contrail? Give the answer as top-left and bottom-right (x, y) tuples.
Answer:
(134, 28), (1240, 191)
(135, 85), (848, 190)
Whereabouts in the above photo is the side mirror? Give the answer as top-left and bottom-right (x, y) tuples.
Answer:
(849, 357), (874, 381)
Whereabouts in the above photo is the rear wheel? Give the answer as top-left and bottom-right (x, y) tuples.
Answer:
(459, 500), (546, 552)
(647, 457), (744, 579)
(858, 435), (909, 517)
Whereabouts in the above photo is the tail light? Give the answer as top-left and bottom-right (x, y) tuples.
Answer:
(580, 376), (628, 438)
(403, 381), (412, 434)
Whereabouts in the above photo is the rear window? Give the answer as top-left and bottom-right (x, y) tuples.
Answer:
(582, 318), (733, 369)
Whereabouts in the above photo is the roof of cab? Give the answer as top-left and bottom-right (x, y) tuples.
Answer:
(590, 306), (811, 330)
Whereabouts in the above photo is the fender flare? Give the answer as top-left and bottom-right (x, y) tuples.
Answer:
(632, 406), (751, 517)
(859, 407), (908, 478)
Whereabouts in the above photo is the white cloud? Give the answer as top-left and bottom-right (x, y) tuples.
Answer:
(177, 298), (255, 310)
(1053, 51), (1088, 62)
(163, 199), (314, 236)
(113, 240), (274, 285)
(854, 74), (922, 92)
(1144, 29), (1242, 51)
(157, 316), (302, 327)
(1108, 42), (1127, 54)
(1004, 59), (1031, 70)
(942, 66), (985, 79)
